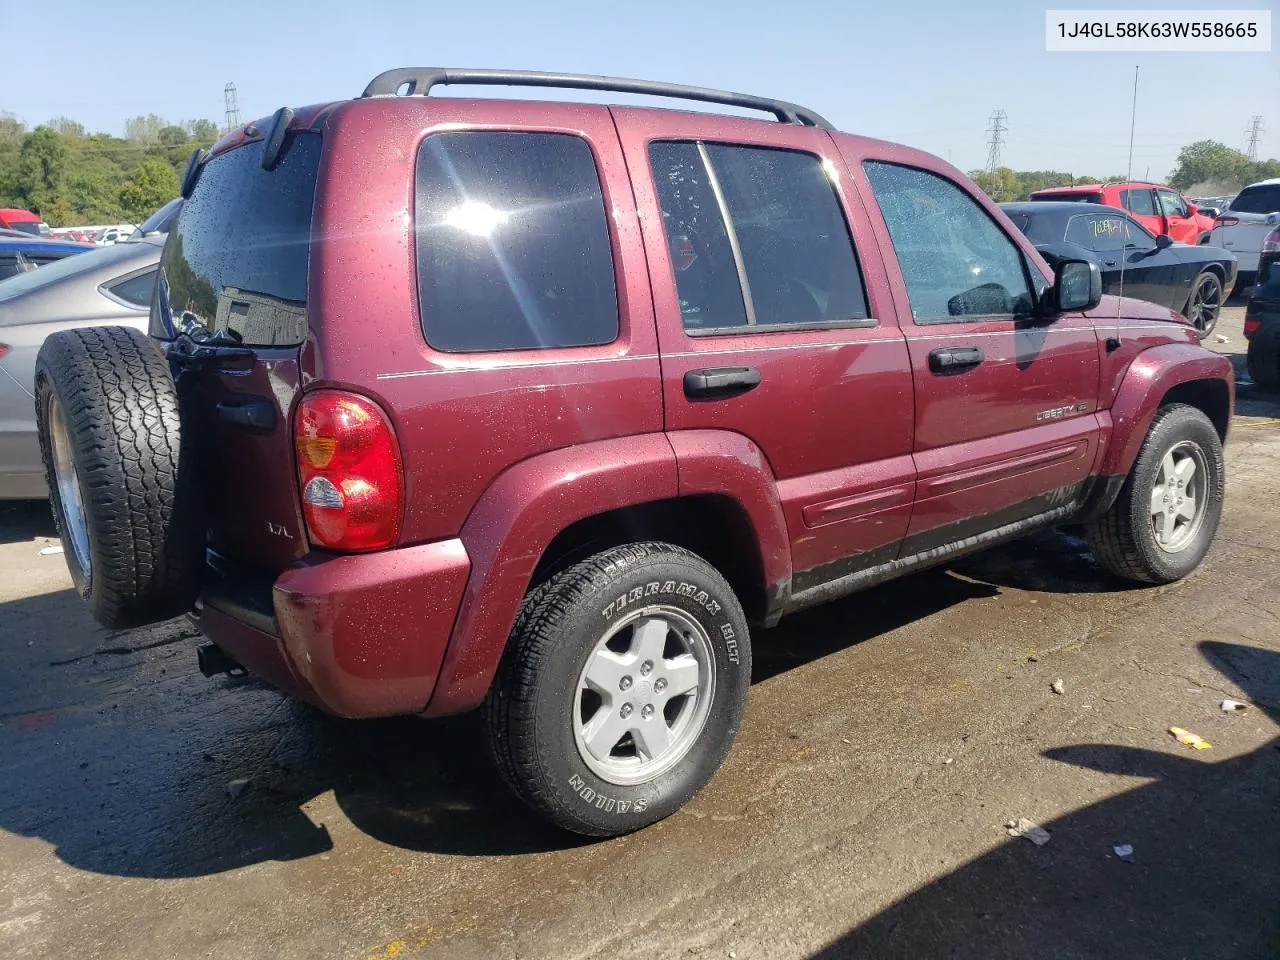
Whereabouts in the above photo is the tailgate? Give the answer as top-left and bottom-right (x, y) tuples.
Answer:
(152, 128), (322, 577)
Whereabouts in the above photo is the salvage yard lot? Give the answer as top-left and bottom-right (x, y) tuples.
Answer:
(1, 306), (1277, 960)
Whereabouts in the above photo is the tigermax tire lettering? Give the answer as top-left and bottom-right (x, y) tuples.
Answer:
(568, 774), (648, 813)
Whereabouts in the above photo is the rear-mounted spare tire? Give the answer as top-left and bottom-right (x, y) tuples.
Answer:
(35, 326), (204, 628)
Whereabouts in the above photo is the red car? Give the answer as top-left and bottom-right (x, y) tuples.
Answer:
(35, 68), (1234, 836)
(1029, 182), (1215, 245)
(0, 208), (51, 237)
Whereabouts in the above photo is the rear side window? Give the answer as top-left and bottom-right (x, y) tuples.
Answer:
(104, 268), (157, 307)
(1231, 185), (1280, 214)
(1067, 215), (1129, 252)
(152, 134), (320, 347)
(414, 132), (618, 353)
(648, 141), (868, 332)
(1121, 189), (1156, 216)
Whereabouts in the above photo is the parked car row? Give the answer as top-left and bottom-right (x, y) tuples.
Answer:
(1029, 181), (1216, 245)
(0, 204), (175, 497)
(1003, 201), (1235, 337)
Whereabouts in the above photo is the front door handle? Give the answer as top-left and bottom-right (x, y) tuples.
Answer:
(928, 346), (984, 374)
(683, 366), (761, 399)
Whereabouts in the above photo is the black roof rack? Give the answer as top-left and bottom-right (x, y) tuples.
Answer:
(361, 67), (833, 129)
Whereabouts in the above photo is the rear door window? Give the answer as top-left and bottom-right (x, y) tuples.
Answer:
(647, 141), (868, 332)
(152, 134), (321, 347)
(414, 131), (618, 353)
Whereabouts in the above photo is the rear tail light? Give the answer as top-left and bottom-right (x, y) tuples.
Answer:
(1262, 227), (1280, 254)
(1245, 317), (1261, 334)
(294, 390), (403, 551)
(0, 343), (7, 359)
(1214, 215), (1240, 226)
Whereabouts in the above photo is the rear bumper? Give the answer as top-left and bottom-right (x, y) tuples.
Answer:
(197, 539), (471, 718)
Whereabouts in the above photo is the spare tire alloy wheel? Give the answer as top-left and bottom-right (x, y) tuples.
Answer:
(485, 542), (751, 837)
(35, 326), (204, 629)
(1186, 271), (1222, 338)
(47, 393), (91, 578)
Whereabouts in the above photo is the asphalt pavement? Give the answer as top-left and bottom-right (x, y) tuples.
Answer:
(1, 305), (1276, 960)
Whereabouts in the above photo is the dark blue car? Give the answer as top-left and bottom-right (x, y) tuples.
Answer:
(0, 237), (96, 282)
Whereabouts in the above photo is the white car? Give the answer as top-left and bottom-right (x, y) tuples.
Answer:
(1206, 178), (1280, 292)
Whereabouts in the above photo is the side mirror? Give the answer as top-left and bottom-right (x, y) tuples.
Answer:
(1156, 233), (1174, 250)
(1052, 259), (1102, 313)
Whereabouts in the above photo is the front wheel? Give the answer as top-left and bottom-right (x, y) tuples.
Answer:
(1086, 403), (1225, 584)
(484, 542), (751, 836)
(1185, 270), (1223, 339)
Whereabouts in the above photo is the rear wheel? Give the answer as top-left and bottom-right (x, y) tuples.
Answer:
(1086, 404), (1224, 584)
(1184, 270), (1223, 339)
(1248, 337), (1280, 392)
(484, 542), (750, 836)
(35, 326), (204, 628)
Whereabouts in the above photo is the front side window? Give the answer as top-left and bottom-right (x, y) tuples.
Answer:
(1157, 189), (1187, 218)
(863, 161), (1034, 322)
(648, 141), (868, 332)
(1121, 189), (1156, 216)
(414, 132), (618, 353)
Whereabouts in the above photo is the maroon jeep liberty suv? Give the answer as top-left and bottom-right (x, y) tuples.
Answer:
(35, 68), (1233, 836)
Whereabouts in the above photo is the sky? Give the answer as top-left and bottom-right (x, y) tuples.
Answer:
(2, 0), (1276, 180)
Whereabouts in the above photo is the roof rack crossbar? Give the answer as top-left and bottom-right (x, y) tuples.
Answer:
(361, 67), (833, 129)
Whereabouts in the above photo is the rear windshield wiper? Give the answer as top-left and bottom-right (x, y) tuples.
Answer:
(167, 329), (255, 366)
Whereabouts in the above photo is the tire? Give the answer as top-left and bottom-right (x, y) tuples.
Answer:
(34, 326), (204, 628)
(1247, 337), (1280, 392)
(1184, 270), (1223, 339)
(484, 541), (751, 837)
(1085, 403), (1224, 584)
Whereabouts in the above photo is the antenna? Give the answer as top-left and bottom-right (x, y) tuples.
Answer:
(223, 82), (242, 133)
(1115, 65), (1140, 348)
(1244, 115), (1264, 161)
(985, 109), (1007, 173)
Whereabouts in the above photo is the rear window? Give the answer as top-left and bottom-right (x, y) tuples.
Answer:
(414, 131), (618, 353)
(1231, 185), (1280, 215)
(1032, 192), (1102, 205)
(9, 221), (49, 236)
(152, 134), (320, 347)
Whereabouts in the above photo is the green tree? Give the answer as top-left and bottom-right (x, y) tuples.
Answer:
(118, 157), (179, 223)
(1169, 140), (1252, 192)
(124, 114), (167, 144)
(49, 116), (85, 139)
(969, 167), (1019, 202)
(15, 127), (70, 221)
(158, 125), (189, 148)
(184, 119), (219, 143)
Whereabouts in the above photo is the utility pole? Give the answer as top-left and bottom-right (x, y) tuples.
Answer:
(1244, 115), (1264, 161)
(224, 82), (242, 134)
(985, 110), (1007, 173)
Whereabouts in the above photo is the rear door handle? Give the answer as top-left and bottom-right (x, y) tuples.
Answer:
(928, 346), (984, 374)
(683, 366), (761, 399)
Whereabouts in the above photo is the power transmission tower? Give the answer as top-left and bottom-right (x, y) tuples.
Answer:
(224, 82), (242, 133)
(1244, 115), (1264, 161)
(985, 110), (1008, 173)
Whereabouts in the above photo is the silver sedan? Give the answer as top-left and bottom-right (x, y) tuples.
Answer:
(0, 237), (163, 498)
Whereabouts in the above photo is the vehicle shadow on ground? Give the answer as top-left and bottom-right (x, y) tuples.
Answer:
(808, 640), (1280, 959)
(0, 526), (1213, 877)
(0, 499), (55, 545)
